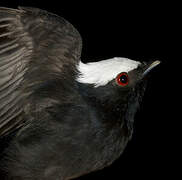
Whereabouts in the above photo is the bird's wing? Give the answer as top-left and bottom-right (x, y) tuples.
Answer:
(0, 7), (82, 137)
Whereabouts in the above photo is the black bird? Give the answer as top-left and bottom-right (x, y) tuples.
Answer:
(0, 7), (160, 180)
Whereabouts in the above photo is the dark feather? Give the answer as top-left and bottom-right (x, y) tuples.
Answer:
(0, 7), (156, 180)
(0, 7), (82, 137)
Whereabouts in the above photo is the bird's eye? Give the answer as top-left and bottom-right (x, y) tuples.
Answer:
(116, 72), (129, 86)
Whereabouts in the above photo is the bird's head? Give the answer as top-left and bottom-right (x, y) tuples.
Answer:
(76, 57), (160, 129)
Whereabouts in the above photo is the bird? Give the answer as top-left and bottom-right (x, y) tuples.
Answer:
(0, 6), (160, 180)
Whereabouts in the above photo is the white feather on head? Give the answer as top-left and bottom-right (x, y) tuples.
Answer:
(76, 57), (141, 87)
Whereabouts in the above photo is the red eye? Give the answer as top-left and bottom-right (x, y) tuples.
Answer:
(116, 72), (129, 86)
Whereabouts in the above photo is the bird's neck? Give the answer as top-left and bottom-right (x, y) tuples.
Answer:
(77, 82), (131, 129)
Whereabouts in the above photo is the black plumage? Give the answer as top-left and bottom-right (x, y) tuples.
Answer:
(0, 7), (160, 180)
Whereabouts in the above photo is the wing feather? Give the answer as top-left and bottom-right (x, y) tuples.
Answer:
(0, 7), (82, 136)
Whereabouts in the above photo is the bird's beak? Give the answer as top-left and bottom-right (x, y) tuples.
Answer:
(142, 60), (161, 77)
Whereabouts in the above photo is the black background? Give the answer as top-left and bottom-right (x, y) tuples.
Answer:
(0, 0), (177, 179)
